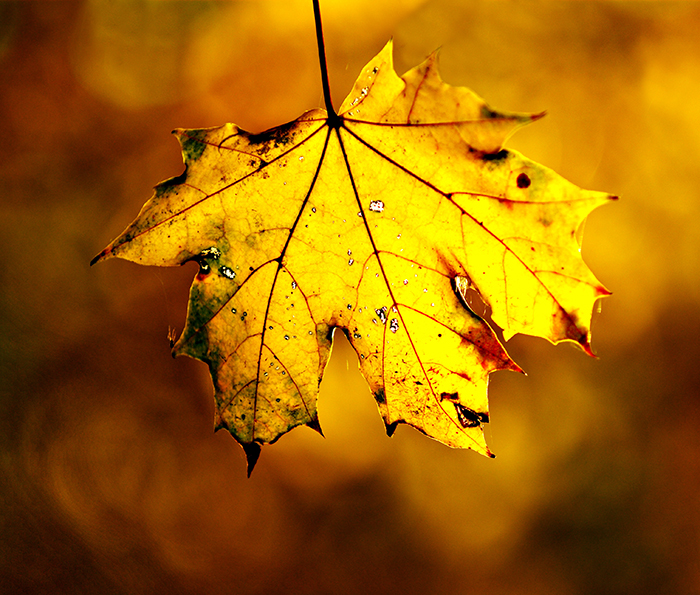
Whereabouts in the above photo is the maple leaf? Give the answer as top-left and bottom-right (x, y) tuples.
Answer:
(93, 26), (614, 474)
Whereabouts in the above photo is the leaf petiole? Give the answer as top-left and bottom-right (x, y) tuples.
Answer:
(312, 0), (339, 126)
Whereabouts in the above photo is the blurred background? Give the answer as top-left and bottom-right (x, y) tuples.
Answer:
(1, 1), (698, 593)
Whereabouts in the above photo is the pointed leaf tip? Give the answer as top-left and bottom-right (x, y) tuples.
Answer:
(385, 420), (400, 438)
(242, 442), (262, 477)
(579, 338), (598, 359)
(307, 418), (324, 437)
(90, 246), (110, 266)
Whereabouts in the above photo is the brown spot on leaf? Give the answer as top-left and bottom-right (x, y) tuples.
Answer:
(517, 173), (531, 188)
(454, 403), (488, 428)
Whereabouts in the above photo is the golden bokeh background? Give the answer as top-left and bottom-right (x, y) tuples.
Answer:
(1, 1), (699, 593)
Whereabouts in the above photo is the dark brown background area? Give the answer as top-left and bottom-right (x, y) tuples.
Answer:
(1, 1), (698, 594)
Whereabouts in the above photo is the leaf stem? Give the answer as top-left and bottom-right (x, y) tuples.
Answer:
(313, 0), (338, 125)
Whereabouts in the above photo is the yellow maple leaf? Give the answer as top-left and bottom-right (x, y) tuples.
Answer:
(92, 39), (614, 474)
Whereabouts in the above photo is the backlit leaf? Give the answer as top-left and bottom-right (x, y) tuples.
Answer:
(93, 40), (614, 473)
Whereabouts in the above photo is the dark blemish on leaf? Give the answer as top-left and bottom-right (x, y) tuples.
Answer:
(247, 119), (297, 148)
(481, 149), (509, 162)
(240, 414), (246, 420)
(180, 130), (208, 162)
(374, 388), (386, 404)
(454, 403), (489, 428)
(480, 105), (500, 119)
(440, 391), (459, 402)
(415, 381), (423, 386)
(517, 173), (531, 188)
(190, 248), (219, 277)
(385, 420), (399, 437)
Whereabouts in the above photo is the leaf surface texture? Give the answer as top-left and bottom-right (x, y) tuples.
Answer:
(94, 42), (614, 468)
